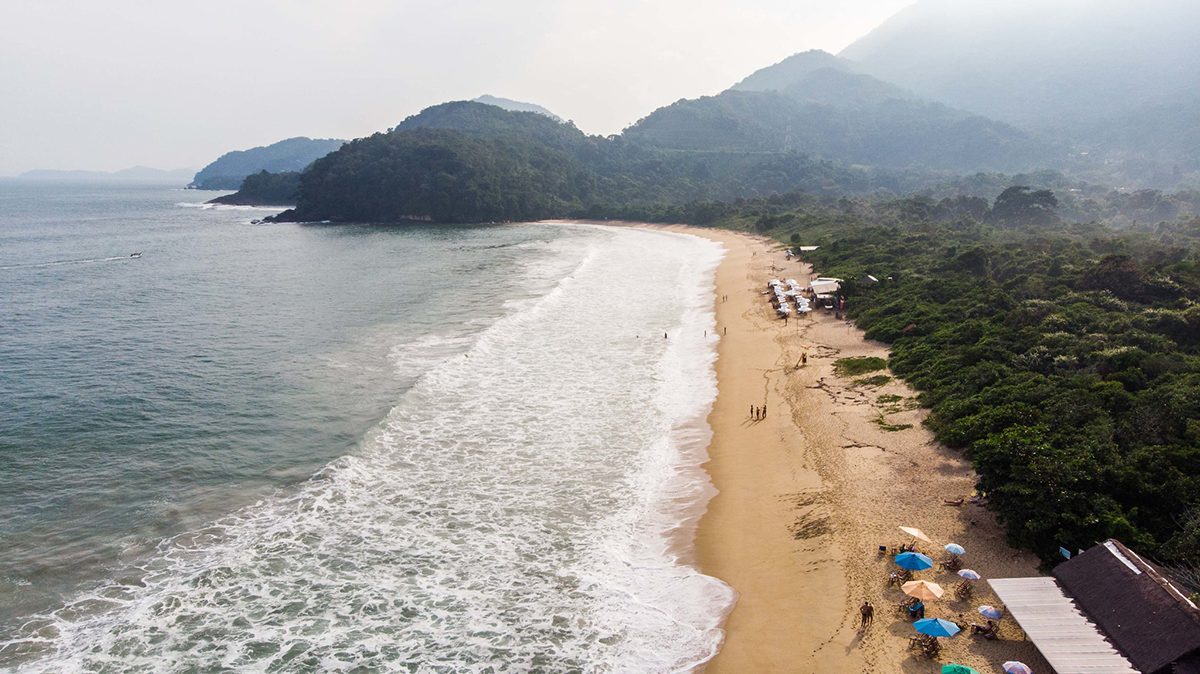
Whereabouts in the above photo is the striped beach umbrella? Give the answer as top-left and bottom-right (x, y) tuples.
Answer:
(944, 543), (966, 555)
(957, 569), (981, 581)
(1002, 662), (1033, 674)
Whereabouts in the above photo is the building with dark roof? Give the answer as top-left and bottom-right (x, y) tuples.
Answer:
(1053, 540), (1200, 674)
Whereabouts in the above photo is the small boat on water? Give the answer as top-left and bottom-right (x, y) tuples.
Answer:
(130, 251), (142, 258)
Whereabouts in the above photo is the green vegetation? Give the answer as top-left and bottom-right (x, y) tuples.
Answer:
(834, 356), (888, 377)
(874, 416), (914, 432)
(706, 190), (1200, 566)
(209, 170), (300, 206)
(855, 374), (893, 387)
(266, 101), (931, 224)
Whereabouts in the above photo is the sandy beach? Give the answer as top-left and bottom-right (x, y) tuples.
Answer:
(654, 226), (1050, 673)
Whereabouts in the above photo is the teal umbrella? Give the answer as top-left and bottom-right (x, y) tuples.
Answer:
(914, 618), (961, 637)
(941, 666), (980, 674)
(895, 551), (934, 570)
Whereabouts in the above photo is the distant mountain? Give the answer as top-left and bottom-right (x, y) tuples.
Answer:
(839, 0), (1200, 183)
(190, 137), (345, 190)
(471, 95), (562, 122)
(395, 101), (583, 149)
(18, 166), (194, 183)
(730, 49), (855, 93)
(624, 51), (1056, 174)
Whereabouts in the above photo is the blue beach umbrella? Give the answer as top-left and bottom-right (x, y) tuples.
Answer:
(944, 543), (966, 556)
(895, 551), (934, 571)
(914, 618), (961, 638)
(957, 569), (981, 581)
(978, 605), (1004, 620)
(1059, 546), (1072, 559)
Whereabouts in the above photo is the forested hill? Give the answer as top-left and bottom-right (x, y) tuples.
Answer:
(190, 137), (345, 190)
(270, 101), (933, 224)
(624, 51), (1056, 174)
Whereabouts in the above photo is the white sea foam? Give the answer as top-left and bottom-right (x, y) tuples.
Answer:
(0, 225), (733, 673)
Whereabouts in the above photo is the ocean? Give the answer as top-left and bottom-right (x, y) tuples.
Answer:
(0, 182), (733, 672)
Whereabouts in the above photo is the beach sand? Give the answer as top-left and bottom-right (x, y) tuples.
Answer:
(655, 226), (1050, 673)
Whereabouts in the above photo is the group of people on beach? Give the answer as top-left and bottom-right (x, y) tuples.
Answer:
(750, 404), (767, 420)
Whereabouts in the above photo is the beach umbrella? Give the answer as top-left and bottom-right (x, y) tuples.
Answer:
(1002, 662), (1033, 674)
(957, 569), (981, 581)
(978, 605), (1004, 620)
(914, 618), (961, 638)
(941, 666), (980, 674)
(902, 580), (946, 601)
(944, 543), (966, 555)
(895, 551), (934, 571)
(899, 526), (932, 543)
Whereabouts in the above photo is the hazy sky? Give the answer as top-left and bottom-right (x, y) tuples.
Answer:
(0, 0), (913, 175)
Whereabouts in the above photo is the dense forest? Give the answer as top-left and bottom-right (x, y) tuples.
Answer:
(685, 190), (1200, 577)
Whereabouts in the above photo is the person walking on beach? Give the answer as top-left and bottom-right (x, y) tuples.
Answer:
(860, 601), (874, 628)
(801, 353), (807, 367)
(761, 404), (767, 419)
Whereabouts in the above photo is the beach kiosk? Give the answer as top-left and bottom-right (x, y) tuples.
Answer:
(808, 277), (842, 309)
(989, 540), (1200, 674)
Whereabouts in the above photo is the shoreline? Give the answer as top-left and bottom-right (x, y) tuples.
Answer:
(645, 225), (1049, 673)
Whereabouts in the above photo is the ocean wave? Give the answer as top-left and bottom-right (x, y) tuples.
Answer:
(0, 225), (732, 673)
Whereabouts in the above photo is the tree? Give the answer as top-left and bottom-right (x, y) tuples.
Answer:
(989, 186), (1060, 226)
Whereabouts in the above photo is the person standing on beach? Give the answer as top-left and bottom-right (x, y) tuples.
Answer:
(762, 404), (767, 418)
(860, 601), (874, 628)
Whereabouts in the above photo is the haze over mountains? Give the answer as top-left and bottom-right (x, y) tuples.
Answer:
(16, 166), (195, 183)
(623, 50), (1053, 174)
(195, 0), (1200, 217)
(840, 0), (1200, 183)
